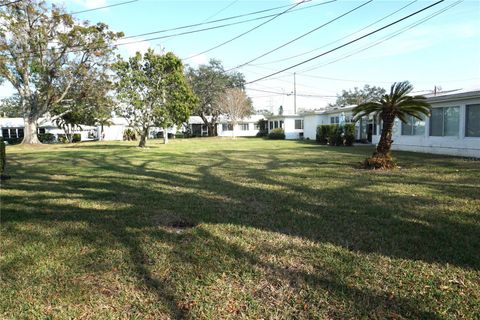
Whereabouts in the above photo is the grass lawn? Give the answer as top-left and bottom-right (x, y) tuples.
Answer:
(1, 138), (479, 319)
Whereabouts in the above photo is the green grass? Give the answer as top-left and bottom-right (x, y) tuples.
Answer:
(1, 138), (479, 319)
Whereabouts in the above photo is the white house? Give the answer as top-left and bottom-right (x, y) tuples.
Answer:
(267, 115), (305, 139)
(371, 89), (480, 157)
(0, 117), (97, 143)
(266, 89), (480, 158)
(217, 114), (265, 137)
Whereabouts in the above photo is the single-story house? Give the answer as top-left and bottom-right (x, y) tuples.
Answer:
(266, 89), (480, 158)
(371, 89), (480, 157)
(217, 114), (265, 137)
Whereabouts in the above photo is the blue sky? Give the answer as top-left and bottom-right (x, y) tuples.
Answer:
(3, 0), (480, 113)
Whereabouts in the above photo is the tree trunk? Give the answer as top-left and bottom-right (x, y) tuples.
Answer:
(375, 115), (395, 156)
(138, 128), (148, 147)
(163, 127), (169, 144)
(231, 121), (236, 139)
(21, 116), (41, 144)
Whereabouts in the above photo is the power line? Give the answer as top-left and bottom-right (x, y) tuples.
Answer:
(183, 0), (330, 61)
(201, 0), (239, 22)
(70, 0), (138, 15)
(246, 87), (336, 98)
(250, 0), (418, 67)
(5, 0), (335, 58)
(120, 1), (328, 40)
(246, 0), (445, 84)
(298, 0), (462, 74)
(226, 0), (372, 72)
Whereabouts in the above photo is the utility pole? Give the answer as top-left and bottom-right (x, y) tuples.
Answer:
(294, 72), (297, 114)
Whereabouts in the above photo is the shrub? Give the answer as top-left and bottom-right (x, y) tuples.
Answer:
(344, 124), (355, 146)
(316, 125), (329, 144)
(317, 124), (355, 146)
(57, 134), (68, 143)
(268, 128), (285, 140)
(38, 133), (55, 143)
(256, 119), (269, 137)
(123, 128), (137, 141)
(72, 134), (81, 143)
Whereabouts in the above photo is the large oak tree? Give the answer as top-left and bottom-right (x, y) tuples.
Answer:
(0, 0), (122, 143)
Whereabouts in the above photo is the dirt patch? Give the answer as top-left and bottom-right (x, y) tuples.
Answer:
(152, 212), (197, 230)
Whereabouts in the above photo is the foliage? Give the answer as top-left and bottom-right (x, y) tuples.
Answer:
(317, 124), (355, 146)
(57, 134), (68, 143)
(255, 109), (274, 117)
(268, 128), (285, 140)
(0, 95), (22, 117)
(37, 133), (55, 143)
(186, 59), (245, 136)
(0, 1), (122, 144)
(330, 84), (386, 107)
(316, 125), (329, 144)
(218, 88), (253, 138)
(114, 50), (197, 147)
(72, 134), (81, 143)
(256, 119), (269, 137)
(344, 123), (355, 146)
(353, 81), (431, 169)
(123, 128), (137, 141)
(50, 71), (115, 142)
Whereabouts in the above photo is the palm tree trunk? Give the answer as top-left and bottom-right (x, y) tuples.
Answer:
(375, 115), (395, 156)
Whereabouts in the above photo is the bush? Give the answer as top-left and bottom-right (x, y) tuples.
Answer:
(267, 128), (285, 140)
(317, 124), (355, 146)
(38, 133), (55, 143)
(72, 134), (81, 143)
(123, 128), (137, 141)
(344, 124), (355, 146)
(57, 134), (68, 143)
(316, 125), (329, 144)
(256, 119), (269, 137)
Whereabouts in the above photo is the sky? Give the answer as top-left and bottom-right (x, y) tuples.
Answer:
(2, 0), (480, 114)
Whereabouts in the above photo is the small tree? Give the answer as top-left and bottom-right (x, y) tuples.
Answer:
(114, 50), (196, 147)
(218, 88), (253, 139)
(0, 1), (122, 144)
(352, 81), (430, 169)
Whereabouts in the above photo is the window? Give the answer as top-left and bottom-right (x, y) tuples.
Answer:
(37, 128), (46, 134)
(269, 121), (273, 130)
(2, 129), (9, 138)
(466, 104), (480, 137)
(294, 119), (303, 129)
(238, 123), (249, 131)
(401, 115), (425, 136)
(330, 116), (339, 124)
(279, 120), (284, 128)
(2, 128), (24, 139)
(222, 123), (233, 131)
(254, 123), (260, 130)
(274, 121), (279, 129)
(430, 106), (459, 136)
(18, 128), (24, 138)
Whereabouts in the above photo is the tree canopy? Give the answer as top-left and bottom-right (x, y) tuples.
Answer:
(186, 59), (245, 136)
(114, 50), (196, 147)
(0, 0), (122, 143)
(330, 84), (386, 107)
(218, 88), (253, 138)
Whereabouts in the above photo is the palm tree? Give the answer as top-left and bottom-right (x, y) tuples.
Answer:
(352, 81), (431, 169)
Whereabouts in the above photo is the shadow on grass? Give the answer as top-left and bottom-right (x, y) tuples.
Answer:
(1, 143), (479, 317)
